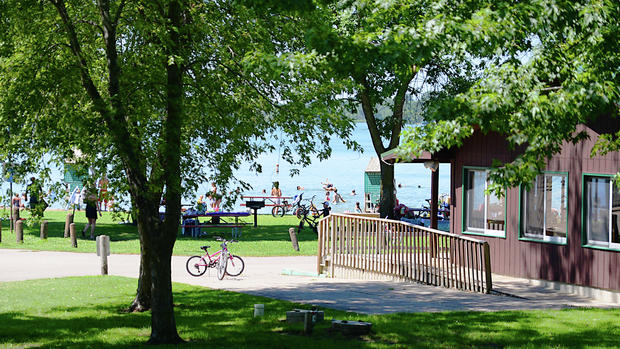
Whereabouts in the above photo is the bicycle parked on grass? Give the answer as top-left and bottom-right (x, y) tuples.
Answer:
(296, 194), (330, 234)
(186, 237), (244, 280)
(271, 198), (291, 217)
(292, 193), (319, 219)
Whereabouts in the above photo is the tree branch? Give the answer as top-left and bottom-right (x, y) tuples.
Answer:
(112, 0), (126, 27)
(359, 75), (385, 155)
(388, 66), (419, 149)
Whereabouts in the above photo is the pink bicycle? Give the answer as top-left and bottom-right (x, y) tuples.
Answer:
(185, 237), (245, 280)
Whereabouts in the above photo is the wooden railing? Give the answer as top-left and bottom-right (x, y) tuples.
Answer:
(317, 213), (492, 293)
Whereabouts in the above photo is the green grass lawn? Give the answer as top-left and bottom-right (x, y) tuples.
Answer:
(0, 209), (316, 256)
(1, 276), (618, 348)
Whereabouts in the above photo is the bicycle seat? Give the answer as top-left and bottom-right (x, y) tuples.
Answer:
(201, 245), (210, 250)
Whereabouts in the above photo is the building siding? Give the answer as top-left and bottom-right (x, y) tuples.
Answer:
(450, 126), (620, 291)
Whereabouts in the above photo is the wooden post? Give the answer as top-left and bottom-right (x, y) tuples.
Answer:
(288, 227), (300, 251)
(303, 311), (313, 335)
(15, 219), (23, 243)
(430, 167), (439, 257)
(64, 213), (73, 238)
(69, 223), (77, 248)
(40, 220), (48, 239)
(483, 241), (492, 293)
(97, 235), (110, 275)
(11, 206), (19, 232)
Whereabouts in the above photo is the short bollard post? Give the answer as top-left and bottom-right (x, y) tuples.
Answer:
(64, 213), (73, 238)
(15, 220), (23, 243)
(69, 223), (77, 248)
(96, 235), (110, 275)
(289, 227), (300, 251)
(303, 312), (314, 335)
(40, 220), (48, 239)
(11, 206), (19, 232)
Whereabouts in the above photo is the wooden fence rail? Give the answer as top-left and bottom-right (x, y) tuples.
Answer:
(317, 213), (492, 294)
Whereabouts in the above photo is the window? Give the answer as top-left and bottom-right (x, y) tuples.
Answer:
(464, 168), (505, 237)
(521, 173), (568, 244)
(584, 176), (620, 250)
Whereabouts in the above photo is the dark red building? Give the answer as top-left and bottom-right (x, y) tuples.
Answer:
(387, 120), (620, 292)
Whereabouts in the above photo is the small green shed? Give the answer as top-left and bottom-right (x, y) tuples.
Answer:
(364, 157), (381, 212)
(63, 163), (85, 194)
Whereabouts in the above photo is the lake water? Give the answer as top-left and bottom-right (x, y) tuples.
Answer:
(3, 123), (450, 213)
(213, 122), (451, 213)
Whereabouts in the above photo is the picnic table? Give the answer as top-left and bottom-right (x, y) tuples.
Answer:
(181, 211), (250, 238)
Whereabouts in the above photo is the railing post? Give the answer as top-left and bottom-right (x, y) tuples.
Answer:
(483, 241), (492, 293)
(316, 222), (322, 275)
(330, 215), (336, 278)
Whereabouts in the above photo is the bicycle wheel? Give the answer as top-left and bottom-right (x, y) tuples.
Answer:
(271, 206), (285, 217)
(226, 255), (245, 276)
(295, 207), (306, 219)
(217, 252), (227, 280)
(278, 206), (286, 217)
(186, 256), (207, 277)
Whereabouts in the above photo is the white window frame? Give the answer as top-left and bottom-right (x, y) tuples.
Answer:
(463, 168), (505, 238)
(521, 173), (568, 244)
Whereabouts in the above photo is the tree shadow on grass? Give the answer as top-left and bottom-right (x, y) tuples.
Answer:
(1, 276), (619, 348)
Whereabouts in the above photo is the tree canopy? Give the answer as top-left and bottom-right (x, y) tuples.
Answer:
(398, 0), (620, 194)
(0, 0), (357, 343)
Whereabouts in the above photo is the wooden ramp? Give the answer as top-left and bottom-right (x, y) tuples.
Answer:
(317, 213), (492, 294)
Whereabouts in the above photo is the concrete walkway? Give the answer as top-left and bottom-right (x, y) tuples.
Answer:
(1, 249), (618, 314)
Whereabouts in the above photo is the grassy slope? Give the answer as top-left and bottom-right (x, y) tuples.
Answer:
(1, 276), (618, 348)
(0, 209), (316, 256)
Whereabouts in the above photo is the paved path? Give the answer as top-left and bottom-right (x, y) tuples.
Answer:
(1, 249), (618, 314)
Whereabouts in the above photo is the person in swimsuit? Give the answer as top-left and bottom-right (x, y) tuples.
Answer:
(82, 185), (100, 240)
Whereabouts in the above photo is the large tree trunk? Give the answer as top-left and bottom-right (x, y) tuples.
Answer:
(379, 161), (396, 219)
(128, 240), (151, 312)
(135, 203), (182, 344)
(147, 228), (182, 344)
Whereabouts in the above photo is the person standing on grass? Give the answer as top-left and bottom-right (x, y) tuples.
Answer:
(271, 181), (282, 204)
(98, 174), (109, 211)
(25, 177), (47, 218)
(82, 184), (100, 239)
(12, 192), (21, 208)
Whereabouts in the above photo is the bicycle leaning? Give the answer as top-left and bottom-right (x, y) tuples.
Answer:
(185, 237), (245, 280)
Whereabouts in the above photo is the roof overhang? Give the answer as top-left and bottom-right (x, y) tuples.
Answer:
(381, 148), (454, 164)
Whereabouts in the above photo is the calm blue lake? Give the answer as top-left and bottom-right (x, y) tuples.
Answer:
(216, 122), (451, 213)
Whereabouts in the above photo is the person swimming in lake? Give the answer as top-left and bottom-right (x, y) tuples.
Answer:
(333, 189), (346, 204)
(354, 202), (362, 213)
(296, 185), (304, 191)
(322, 178), (336, 191)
